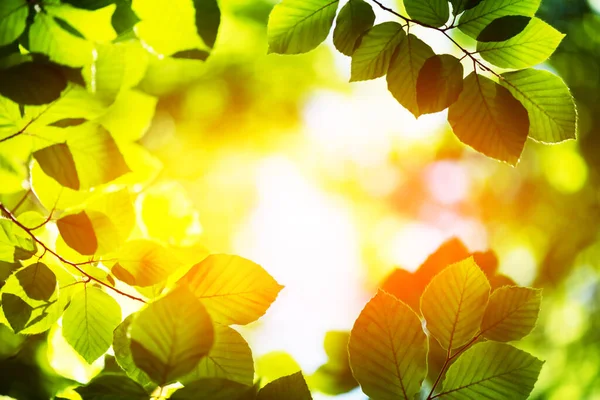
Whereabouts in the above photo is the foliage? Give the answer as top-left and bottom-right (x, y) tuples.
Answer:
(267, 0), (577, 165)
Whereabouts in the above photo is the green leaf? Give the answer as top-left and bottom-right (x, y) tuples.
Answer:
(477, 15), (531, 42)
(0, 0), (28, 46)
(404, 0), (449, 27)
(75, 374), (149, 400)
(332, 0), (375, 56)
(420, 257), (490, 350)
(267, 0), (339, 54)
(170, 379), (253, 400)
(181, 324), (254, 386)
(0, 219), (36, 263)
(15, 262), (56, 301)
(257, 371), (312, 400)
(111, 240), (181, 287)
(481, 286), (541, 342)
(112, 0), (140, 36)
(129, 287), (214, 385)
(350, 22), (405, 82)
(57, 212), (98, 256)
(310, 331), (357, 395)
(0, 61), (67, 106)
(387, 34), (435, 117)
(450, 0), (484, 16)
(439, 342), (544, 399)
(447, 72), (530, 165)
(179, 254), (284, 325)
(500, 68), (577, 143)
(2, 292), (32, 333)
(416, 54), (464, 115)
(348, 290), (427, 400)
(32, 143), (80, 190)
(477, 18), (565, 69)
(193, 0), (221, 48)
(61, 0), (116, 11)
(113, 314), (156, 392)
(458, 0), (541, 39)
(62, 287), (122, 364)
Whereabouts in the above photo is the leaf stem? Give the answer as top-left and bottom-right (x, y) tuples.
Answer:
(0, 203), (146, 303)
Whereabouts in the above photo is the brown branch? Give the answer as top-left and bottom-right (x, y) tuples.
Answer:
(0, 203), (146, 303)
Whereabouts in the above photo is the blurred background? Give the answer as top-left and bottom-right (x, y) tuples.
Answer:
(2, 0), (600, 399)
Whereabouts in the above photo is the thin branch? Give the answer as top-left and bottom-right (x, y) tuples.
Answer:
(0, 203), (146, 303)
(10, 189), (31, 214)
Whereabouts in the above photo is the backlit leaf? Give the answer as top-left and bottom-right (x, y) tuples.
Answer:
(349, 290), (427, 400)
(440, 342), (544, 399)
(448, 72), (530, 165)
(416, 54), (464, 114)
(193, 0), (221, 48)
(458, 0), (541, 39)
(180, 254), (284, 325)
(332, 0), (375, 56)
(0, 0), (28, 46)
(57, 212), (98, 255)
(420, 257), (490, 350)
(75, 374), (148, 400)
(0, 219), (36, 262)
(387, 34), (435, 117)
(350, 22), (405, 82)
(0, 62), (68, 106)
(15, 262), (57, 301)
(170, 379), (254, 400)
(62, 287), (122, 364)
(33, 143), (80, 190)
(2, 292), (32, 333)
(477, 18), (564, 69)
(267, 0), (339, 54)
(481, 286), (541, 342)
(477, 15), (531, 42)
(113, 314), (156, 391)
(404, 0), (449, 28)
(450, 0), (484, 16)
(500, 68), (577, 143)
(257, 371), (312, 400)
(129, 287), (214, 385)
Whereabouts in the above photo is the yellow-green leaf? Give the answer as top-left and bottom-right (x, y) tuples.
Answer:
(416, 54), (464, 115)
(0, 0), (28, 46)
(405, 0), (449, 28)
(257, 371), (312, 400)
(350, 22), (405, 82)
(458, 0), (541, 39)
(15, 262), (56, 301)
(57, 211), (98, 255)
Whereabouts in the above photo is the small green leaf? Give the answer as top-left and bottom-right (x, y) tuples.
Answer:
(477, 18), (564, 69)
(57, 212), (98, 255)
(458, 0), (541, 39)
(32, 143), (80, 190)
(257, 371), (312, 400)
(349, 290), (427, 400)
(16, 262), (57, 301)
(2, 292), (32, 333)
(404, 0), (449, 27)
(421, 257), (490, 350)
(0, 219), (36, 263)
(267, 0), (339, 54)
(440, 342), (544, 399)
(193, 0), (221, 48)
(416, 54), (464, 115)
(350, 22), (405, 82)
(0, 62), (67, 105)
(500, 68), (577, 143)
(481, 286), (541, 342)
(450, 0), (483, 16)
(62, 287), (122, 364)
(332, 0), (375, 56)
(75, 374), (149, 400)
(111, 240), (181, 287)
(179, 254), (284, 325)
(170, 379), (253, 400)
(447, 72), (530, 165)
(310, 331), (357, 395)
(129, 287), (214, 385)
(477, 15), (531, 42)
(387, 34), (435, 117)
(181, 324), (254, 386)
(0, 0), (28, 47)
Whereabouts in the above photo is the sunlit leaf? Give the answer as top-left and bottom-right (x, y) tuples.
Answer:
(0, 0), (28, 46)
(62, 287), (122, 364)
(129, 287), (214, 385)
(421, 257), (490, 350)
(113, 314), (156, 391)
(404, 0), (449, 28)
(267, 0), (339, 54)
(387, 34), (435, 117)
(57, 212), (98, 255)
(99, 90), (157, 142)
(500, 68), (577, 143)
(448, 72), (530, 165)
(440, 342), (544, 399)
(477, 18), (564, 69)
(256, 351), (302, 384)
(0, 61), (68, 105)
(75, 374), (148, 400)
(257, 371), (312, 400)
(45, 2), (117, 43)
(458, 0), (541, 39)
(332, 0), (375, 56)
(350, 22), (405, 82)
(180, 254), (284, 325)
(0, 219), (36, 262)
(477, 15), (531, 42)
(450, 0), (484, 16)
(16, 262), (57, 301)
(349, 290), (427, 400)
(170, 378), (253, 400)
(416, 54), (464, 115)
(181, 324), (254, 386)
(33, 143), (80, 190)
(481, 286), (541, 342)
(61, 0), (115, 10)
(2, 292), (32, 333)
